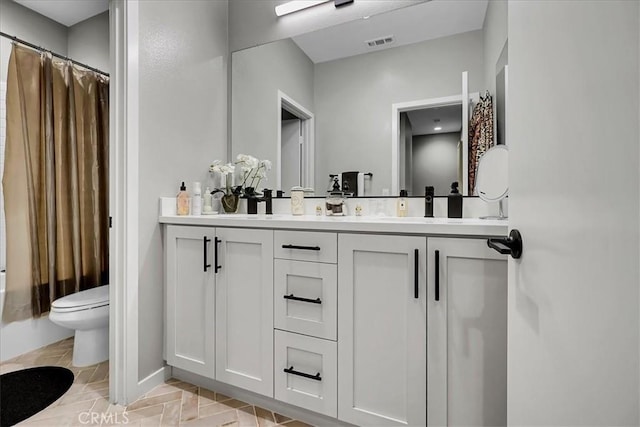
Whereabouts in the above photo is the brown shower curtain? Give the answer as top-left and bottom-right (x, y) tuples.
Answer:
(2, 44), (109, 322)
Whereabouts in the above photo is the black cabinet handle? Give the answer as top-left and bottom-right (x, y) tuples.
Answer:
(487, 229), (523, 259)
(214, 237), (222, 273)
(435, 250), (440, 302)
(282, 244), (321, 251)
(414, 249), (419, 299)
(284, 366), (322, 381)
(283, 294), (322, 304)
(203, 237), (211, 272)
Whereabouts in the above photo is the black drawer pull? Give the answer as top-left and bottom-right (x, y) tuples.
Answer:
(282, 244), (321, 251)
(284, 366), (322, 381)
(283, 294), (322, 304)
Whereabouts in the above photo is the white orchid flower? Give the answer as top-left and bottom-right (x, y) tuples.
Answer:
(209, 159), (222, 173)
(235, 154), (258, 168)
(260, 159), (272, 171)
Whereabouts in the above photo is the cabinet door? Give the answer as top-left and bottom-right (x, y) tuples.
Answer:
(165, 225), (215, 378)
(427, 238), (507, 427)
(338, 234), (426, 427)
(215, 228), (274, 397)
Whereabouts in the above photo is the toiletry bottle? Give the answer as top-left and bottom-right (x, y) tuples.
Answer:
(191, 182), (202, 216)
(425, 186), (434, 218)
(397, 189), (408, 217)
(447, 181), (463, 218)
(203, 187), (213, 214)
(176, 182), (190, 215)
(291, 186), (305, 215)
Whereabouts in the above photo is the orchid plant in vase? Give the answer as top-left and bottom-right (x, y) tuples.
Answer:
(235, 154), (272, 196)
(209, 160), (240, 213)
(209, 155), (272, 213)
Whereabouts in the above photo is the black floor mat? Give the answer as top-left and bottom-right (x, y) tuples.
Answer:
(0, 366), (74, 427)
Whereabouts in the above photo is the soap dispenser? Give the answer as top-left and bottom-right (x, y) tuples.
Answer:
(424, 186), (434, 218)
(447, 181), (462, 218)
(176, 182), (190, 216)
(397, 189), (408, 217)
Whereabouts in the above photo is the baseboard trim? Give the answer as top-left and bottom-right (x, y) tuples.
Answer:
(129, 365), (171, 403)
(171, 367), (355, 427)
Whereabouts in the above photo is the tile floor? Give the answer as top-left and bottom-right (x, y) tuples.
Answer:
(0, 338), (313, 426)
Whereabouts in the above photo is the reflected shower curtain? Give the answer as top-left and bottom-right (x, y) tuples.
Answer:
(468, 92), (494, 195)
(2, 44), (109, 321)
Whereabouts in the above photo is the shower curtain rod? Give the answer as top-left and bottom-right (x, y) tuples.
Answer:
(0, 31), (109, 77)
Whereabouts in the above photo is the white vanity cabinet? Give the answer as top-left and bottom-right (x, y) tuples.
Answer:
(165, 225), (216, 378)
(161, 215), (509, 427)
(164, 225), (274, 397)
(427, 237), (508, 427)
(215, 227), (274, 397)
(337, 233), (427, 427)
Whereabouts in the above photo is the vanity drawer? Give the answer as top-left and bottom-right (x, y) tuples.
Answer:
(274, 231), (337, 264)
(274, 260), (337, 341)
(274, 330), (337, 418)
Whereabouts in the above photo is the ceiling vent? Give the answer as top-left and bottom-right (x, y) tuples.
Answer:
(366, 35), (394, 48)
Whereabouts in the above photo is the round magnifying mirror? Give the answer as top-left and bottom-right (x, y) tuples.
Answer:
(476, 145), (508, 219)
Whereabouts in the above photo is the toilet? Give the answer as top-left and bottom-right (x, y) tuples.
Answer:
(49, 285), (109, 367)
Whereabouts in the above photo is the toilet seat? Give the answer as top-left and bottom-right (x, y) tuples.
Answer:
(51, 285), (109, 313)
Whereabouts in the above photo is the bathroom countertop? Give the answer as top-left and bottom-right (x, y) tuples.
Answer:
(159, 214), (508, 237)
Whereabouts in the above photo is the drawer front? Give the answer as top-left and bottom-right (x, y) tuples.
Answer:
(274, 260), (337, 341)
(274, 231), (337, 264)
(274, 330), (337, 418)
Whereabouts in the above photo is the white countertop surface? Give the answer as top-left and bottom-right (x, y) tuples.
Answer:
(159, 214), (508, 237)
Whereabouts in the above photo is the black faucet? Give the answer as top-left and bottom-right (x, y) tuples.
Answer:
(247, 189), (273, 215)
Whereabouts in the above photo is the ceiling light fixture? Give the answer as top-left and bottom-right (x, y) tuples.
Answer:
(275, 0), (331, 17)
(434, 127), (442, 131)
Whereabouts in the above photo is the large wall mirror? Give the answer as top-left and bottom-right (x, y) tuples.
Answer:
(231, 0), (507, 196)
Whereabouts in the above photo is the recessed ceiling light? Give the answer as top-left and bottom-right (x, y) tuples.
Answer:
(434, 127), (442, 131)
(363, 15), (370, 19)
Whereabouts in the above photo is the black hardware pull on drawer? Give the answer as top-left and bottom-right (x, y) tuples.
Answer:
(284, 366), (322, 381)
(283, 294), (322, 304)
(282, 244), (321, 251)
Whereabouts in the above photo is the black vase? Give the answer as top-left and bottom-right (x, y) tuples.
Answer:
(221, 194), (239, 213)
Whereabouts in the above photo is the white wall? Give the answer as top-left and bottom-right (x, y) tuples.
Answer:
(0, 0), (68, 82)
(314, 30), (484, 195)
(67, 11), (110, 74)
(483, 0), (507, 97)
(411, 132), (459, 197)
(229, 0), (427, 52)
(508, 1), (639, 424)
(232, 38), (314, 184)
(137, 0), (228, 381)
